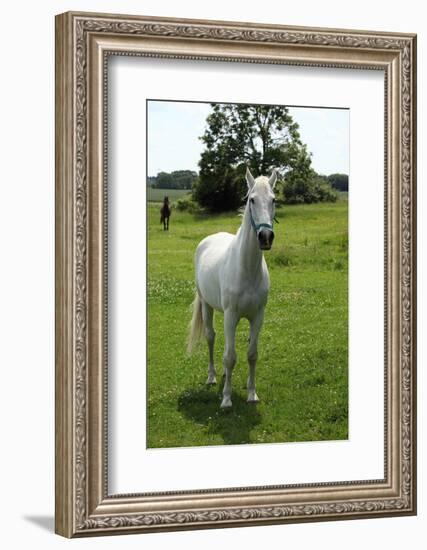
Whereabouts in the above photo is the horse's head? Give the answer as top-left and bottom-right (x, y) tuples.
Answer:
(246, 167), (277, 250)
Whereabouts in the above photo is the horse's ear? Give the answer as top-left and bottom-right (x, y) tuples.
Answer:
(268, 168), (277, 190)
(246, 167), (256, 190)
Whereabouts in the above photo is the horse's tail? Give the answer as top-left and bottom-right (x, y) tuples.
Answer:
(187, 292), (204, 354)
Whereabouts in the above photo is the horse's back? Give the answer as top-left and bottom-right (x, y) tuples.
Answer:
(197, 231), (233, 256)
(195, 232), (234, 311)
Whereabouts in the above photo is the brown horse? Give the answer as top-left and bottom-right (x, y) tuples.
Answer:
(160, 196), (171, 230)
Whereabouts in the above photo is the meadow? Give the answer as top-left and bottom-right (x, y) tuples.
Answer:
(147, 187), (190, 202)
(147, 196), (348, 448)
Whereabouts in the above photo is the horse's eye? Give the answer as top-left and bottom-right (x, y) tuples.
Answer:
(250, 198), (255, 204)
(272, 198), (276, 204)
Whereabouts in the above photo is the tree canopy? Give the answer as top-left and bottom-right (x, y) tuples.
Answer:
(327, 173), (349, 192)
(193, 103), (337, 211)
(149, 170), (197, 190)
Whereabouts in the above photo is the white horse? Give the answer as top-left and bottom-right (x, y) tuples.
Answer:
(187, 167), (277, 408)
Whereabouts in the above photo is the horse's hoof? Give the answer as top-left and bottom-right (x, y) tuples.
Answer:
(220, 397), (232, 409)
(206, 376), (217, 385)
(247, 393), (260, 404)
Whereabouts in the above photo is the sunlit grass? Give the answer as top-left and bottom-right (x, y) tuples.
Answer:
(147, 199), (348, 448)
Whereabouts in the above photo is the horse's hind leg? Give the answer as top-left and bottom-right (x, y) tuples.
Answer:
(202, 301), (216, 384)
(247, 310), (264, 403)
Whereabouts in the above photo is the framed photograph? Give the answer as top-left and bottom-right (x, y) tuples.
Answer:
(55, 11), (417, 537)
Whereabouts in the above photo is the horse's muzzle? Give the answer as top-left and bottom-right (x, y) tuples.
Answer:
(258, 228), (275, 250)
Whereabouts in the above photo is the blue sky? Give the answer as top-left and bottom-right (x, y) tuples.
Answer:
(147, 100), (349, 177)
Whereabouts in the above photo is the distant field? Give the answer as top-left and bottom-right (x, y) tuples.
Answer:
(147, 187), (191, 202)
(147, 200), (348, 449)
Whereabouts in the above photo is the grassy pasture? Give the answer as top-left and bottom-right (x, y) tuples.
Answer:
(147, 187), (190, 202)
(147, 198), (348, 448)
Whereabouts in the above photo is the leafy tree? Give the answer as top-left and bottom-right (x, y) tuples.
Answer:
(194, 103), (336, 211)
(280, 149), (337, 204)
(282, 169), (337, 204)
(193, 156), (246, 212)
(156, 171), (174, 188)
(327, 173), (349, 192)
(150, 170), (198, 190)
(167, 170), (198, 189)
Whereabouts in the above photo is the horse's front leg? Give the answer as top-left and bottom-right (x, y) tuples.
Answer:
(221, 309), (238, 409)
(247, 310), (264, 403)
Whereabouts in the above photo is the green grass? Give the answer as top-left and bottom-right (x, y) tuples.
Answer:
(147, 187), (191, 202)
(147, 201), (348, 448)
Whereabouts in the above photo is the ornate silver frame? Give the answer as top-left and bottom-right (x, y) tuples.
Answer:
(55, 11), (417, 537)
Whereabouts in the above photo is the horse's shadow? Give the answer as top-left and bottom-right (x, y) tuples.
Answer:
(177, 383), (261, 446)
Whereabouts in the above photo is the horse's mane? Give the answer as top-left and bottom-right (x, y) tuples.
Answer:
(238, 194), (250, 218)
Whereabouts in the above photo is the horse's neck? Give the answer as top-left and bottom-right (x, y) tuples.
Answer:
(235, 203), (263, 274)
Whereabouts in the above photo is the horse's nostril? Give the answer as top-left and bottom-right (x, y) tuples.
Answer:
(258, 229), (274, 248)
